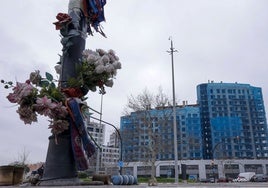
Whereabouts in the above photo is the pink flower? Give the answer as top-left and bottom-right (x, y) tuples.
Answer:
(33, 96), (57, 117)
(6, 93), (19, 103)
(7, 81), (35, 103)
(50, 102), (68, 119)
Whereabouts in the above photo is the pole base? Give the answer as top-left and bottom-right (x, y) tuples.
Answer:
(39, 177), (81, 186)
(41, 132), (78, 184)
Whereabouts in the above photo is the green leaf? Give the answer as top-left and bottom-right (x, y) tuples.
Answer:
(50, 82), (56, 88)
(45, 72), (53, 81)
(40, 80), (49, 87)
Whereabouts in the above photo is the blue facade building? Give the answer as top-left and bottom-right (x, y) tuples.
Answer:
(120, 105), (202, 162)
(120, 82), (268, 163)
(197, 82), (268, 160)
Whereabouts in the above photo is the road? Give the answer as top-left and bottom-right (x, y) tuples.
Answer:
(3, 182), (268, 188)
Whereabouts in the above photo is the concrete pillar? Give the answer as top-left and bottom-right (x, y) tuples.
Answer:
(217, 162), (224, 178)
(156, 165), (160, 177)
(198, 162), (206, 179)
(239, 163), (245, 173)
(262, 163), (267, 175)
(133, 165), (138, 178)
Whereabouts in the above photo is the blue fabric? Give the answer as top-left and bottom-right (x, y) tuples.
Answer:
(67, 98), (96, 170)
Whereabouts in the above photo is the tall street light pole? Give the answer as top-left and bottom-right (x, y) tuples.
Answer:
(167, 37), (178, 184)
(96, 94), (104, 174)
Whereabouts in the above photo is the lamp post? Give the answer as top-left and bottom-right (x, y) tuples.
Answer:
(90, 116), (123, 175)
(96, 94), (104, 174)
(167, 37), (178, 184)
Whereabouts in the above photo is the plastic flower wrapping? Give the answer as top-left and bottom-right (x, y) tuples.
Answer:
(2, 49), (121, 135)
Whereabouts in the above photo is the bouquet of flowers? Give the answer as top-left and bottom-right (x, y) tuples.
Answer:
(2, 48), (121, 135)
(68, 48), (121, 94)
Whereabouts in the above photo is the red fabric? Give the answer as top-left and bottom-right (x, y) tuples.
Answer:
(70, 120), (89, 170)
(53, 13), (72, 30)
(62, 88), (84, 98)
(82, 0), (89, 17)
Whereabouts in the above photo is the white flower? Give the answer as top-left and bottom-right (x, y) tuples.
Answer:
(101, 54), (110, 64)
(105, 64), (115, 73)
(54, 65), (61, 74)
(108, 49), (115, 56)
(112, 69), (117, 76)
(83, 49), (93, 56)
(94, 59), (103, 67)
(105, 79), (114, 87)
(114, 55), (119, 61)
(113, 61), (122, 69)
(108, 49), (119, 62)
(86, 54), (98, 64)
(108, 53), (116, 62)
(96, 48), (107, 56)
(95, 64), (105, 74)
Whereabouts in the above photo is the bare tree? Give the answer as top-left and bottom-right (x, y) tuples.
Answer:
(123, 87), (172, 181)
(9, 148), (30, 173)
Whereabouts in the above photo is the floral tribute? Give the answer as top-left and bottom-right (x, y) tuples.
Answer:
(1, 48), (121, 135)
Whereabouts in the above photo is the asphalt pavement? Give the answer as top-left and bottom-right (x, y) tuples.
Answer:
(1, 182), (268, 188)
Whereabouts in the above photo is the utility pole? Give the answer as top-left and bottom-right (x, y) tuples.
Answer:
(96, 94), (104, 173)
(167, 37), (178, 184)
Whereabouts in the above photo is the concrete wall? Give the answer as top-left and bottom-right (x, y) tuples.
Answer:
(122, 159), (268, 179)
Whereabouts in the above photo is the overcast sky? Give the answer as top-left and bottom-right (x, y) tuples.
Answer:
(1, 0), (268, 165)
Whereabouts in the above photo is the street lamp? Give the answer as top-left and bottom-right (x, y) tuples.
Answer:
(90, 116), (123, 175)
(96, 94), (104, 174)
(167, 37), (178, 184)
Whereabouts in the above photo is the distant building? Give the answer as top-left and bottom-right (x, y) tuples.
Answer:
(120, 81), (268, 178)
(86, 121), (120, 175)
(120, 104), (202, 162)
(86, 121), (105, 146)
(197, 82), (268, 159)
(101, 145), (119, 166)
(107, 131), (120, 148)
(86, 121), (105, 173)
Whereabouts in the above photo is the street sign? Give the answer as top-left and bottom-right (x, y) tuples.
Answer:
(118, 161), (124, 167)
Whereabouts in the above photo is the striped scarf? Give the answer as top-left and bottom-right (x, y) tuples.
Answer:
(66, 98), (96, 170)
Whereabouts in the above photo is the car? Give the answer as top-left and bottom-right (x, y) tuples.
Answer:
(208, 178), (215, 183)
(217, 177), (233, 183)
(199, 178), (213, 183)
(233, 176), (248, 182)
(233, 172), (256, 182)
(250, 174), (268, 182)
(199, 177), (215, 183)
(199, 178), (210, 183)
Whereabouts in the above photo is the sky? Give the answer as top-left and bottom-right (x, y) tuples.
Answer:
(0, 0), (268, 165)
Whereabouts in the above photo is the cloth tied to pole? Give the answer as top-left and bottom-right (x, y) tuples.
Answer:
(66, 98), (96, 170)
